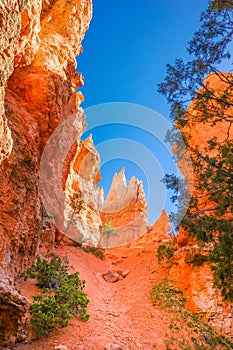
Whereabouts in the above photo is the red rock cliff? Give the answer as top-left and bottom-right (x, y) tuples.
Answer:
(171, 73), (233, 338)
(0, 0), (93, 346)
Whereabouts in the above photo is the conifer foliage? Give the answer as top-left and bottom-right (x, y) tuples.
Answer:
(159, 0), (233, 301)
(25, 255), (89, 337)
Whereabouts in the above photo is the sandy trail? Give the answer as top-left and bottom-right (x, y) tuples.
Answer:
(15, 241), (169, 350)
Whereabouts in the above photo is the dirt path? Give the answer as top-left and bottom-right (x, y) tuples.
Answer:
(15, 241), (170, 350)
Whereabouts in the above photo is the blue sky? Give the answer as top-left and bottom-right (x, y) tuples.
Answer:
(77, 0), (209, 224)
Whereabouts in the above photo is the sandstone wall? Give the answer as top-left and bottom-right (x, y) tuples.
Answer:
(169, 241), (233, 339)
(173, 73), (233, 339)
(64, 135), (102, 246)
(0, 0), (93, 345)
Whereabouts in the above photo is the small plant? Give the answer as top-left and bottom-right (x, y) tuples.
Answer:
(157, 241), (177, 263)
(81, 245), (105, 260)
(184, 251), (208, 267)
(150, 277), (187, 311)
(30, 293), (72, 337)
(26, 255), (89, 337)
(150, 278), (233, 349)
(25, 255), (69, 289)
(101, 221), (116, 249)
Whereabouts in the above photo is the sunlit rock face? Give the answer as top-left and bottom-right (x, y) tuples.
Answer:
(100, 168), (150, 248)
(64, 135), (102, 246)
(173, 73), (233, 339)
(168, 242), (233, 340)
(181, 73), (233, 150)
(177, 72), (233, 208)
(131, 209), (170, 246)
(0, 0), (93, 345)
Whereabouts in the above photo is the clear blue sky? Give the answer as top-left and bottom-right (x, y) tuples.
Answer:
(77, 0), (209, 224)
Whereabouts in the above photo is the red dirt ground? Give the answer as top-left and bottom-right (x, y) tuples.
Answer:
(14, 239), (191, 350)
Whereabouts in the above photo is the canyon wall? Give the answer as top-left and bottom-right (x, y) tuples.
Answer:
(0, 0), (94, 345)
(169, 241), (233, 339)
(171, 73), (233, 338)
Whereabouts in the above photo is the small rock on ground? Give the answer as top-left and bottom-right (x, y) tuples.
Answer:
(104, 343), (126, 350)
(121, 270), (130, 278)
(54, 346), (69, 350)
(102, 270), (130, 283)
(103, 271), (120, 283)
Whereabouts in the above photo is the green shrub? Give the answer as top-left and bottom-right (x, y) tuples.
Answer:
(81, 245), (105, 260)
(150, 277), (186, 311)
(27, 255), (89, 337)
(30, 293), (72, 337)
(157, 241), (176, 263)
(184, 251), (208, 267)
(25, 255), (69, 289)
(150, 278), (233, 349)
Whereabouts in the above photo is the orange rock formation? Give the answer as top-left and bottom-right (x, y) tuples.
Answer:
(131, 209), (170, 246)
(65, 135), (102, 245)
(171, 73), (233, 338)
(0, 0), (92, 346)
(99, 168), (149, 248)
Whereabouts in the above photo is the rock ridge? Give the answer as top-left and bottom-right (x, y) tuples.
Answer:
(99, 168), (149, 248)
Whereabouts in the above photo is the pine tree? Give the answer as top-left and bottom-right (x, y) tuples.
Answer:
(101, 221), (116, 250)
(159, 0), (233, 301)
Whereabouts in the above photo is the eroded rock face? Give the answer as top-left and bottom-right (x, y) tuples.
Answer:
(177, 72), (233, 211)
(0, 0), (28, 164)
(14, 0), (42, 67)
(0, 0), (28, 86)
(100, 168), (149, 248)
(0, 110), (13, 163)
(0, 282), (28, 347)
(131, 209), (170, 246)
(169, 243), (233, 339)
(1, 0), (92, 275)
(181, 73), (233, 149)
(64, 135), (102, 246)
(0, 0), (93, 345)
